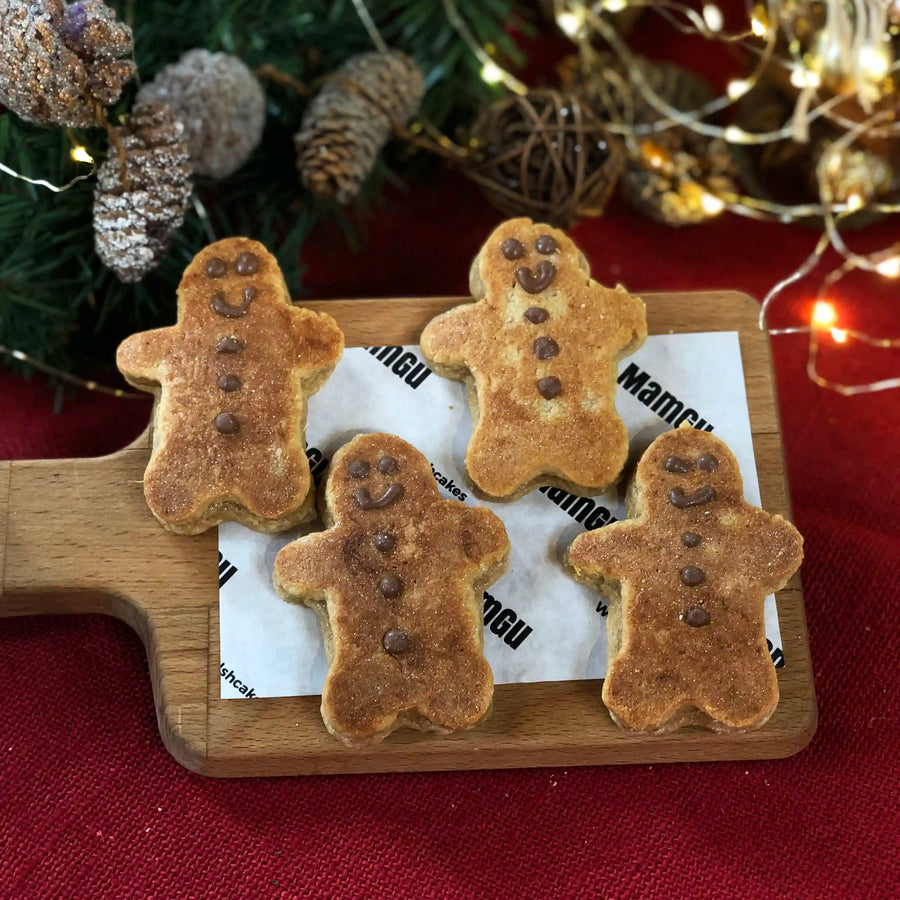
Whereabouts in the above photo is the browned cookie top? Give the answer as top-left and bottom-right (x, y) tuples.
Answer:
(420, 218), (646, 497)
(274, 433), (510, 743)
(568, 425), (803, 731)
(117, 238), (344, 529)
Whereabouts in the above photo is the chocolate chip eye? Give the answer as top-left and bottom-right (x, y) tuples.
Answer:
(347, 459), (369, 479)
(377, 456), (399, 475)
(697, 453), (719, 472)
(501, 238), (525, 260)
(663, 455), (692, 474)
(535, 235), (557, 255)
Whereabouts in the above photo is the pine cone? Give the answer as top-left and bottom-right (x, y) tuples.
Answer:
(136, 49), (266, 180)
(93, 103), (193, 283)
(0, 0), (134, 127)
(295, 51), (424, 204)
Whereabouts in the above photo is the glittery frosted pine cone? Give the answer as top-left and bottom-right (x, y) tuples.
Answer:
(93, 103), (193, 283)
(136, 49), (266, 180)
(0, 0), (134, 127)
(295, 50), (425, 203)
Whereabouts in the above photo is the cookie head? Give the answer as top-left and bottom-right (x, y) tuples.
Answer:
(471, 218), (590, 311)
(176, 238), (288, 326)
(326, 433), (442, 527)
(635, 426), (743, 516)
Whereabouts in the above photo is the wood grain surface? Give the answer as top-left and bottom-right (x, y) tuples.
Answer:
(0, 291), (817, 776)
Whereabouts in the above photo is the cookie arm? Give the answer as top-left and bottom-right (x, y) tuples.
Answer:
(273, 531), (339, 601)
(566, 521), (644, 582)
(290, 308), (345, 384)
(744, 510), (804, 594)
(610, 286), (647, 353)
(457, 504), (510, 572)
(420, 305), (480, 370)
(116, 327), (178, 386)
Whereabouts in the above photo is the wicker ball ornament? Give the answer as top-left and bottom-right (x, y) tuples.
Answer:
(467, 90), (624, 228)
(294, 50), (425, 204)
(0, 0), (135, 128)
(93, 103), (193, 283)
(137, 49), (266, 180)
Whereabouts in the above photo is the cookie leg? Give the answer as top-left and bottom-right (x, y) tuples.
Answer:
(321, 655), (410, 745)
(695, 644), (779, 730)
(467, 418), (544, 498)
(601, 653), (688, 733)
(143, 454), (208, 530)
(417, 651), (493, 730)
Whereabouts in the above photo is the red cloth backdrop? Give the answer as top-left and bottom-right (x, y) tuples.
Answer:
(2, 11), (900, 900)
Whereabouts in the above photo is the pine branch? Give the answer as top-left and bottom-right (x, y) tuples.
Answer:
(0, 0), (527, 378)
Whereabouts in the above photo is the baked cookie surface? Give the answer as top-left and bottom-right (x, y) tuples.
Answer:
(420, 217), (646, 500)
(273, 433), (510, 746)
(117, 238), (344, 534)
(567, 424), (803, 734)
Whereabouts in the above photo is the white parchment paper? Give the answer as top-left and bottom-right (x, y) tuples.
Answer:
(218, 332), (782, 699)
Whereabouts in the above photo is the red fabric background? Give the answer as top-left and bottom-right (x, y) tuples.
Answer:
(3, 12), (900, 900)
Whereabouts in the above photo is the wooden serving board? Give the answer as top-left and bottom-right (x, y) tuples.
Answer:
(0, 291), (816, 776)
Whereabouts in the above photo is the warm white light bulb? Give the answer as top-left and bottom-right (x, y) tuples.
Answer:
(703, 3), (723, 32)
(557, 10), (584, 37)
(700, 192), (726, 215)
(812, 301), (837, 328)
(846, 192), (865, 211)
(875, 256), (900, 278)
(70, 146), (94, 164)
(790, 67), (821, 89)
(751, 17), (767, 37)
(727, 79), (750, 100)
(603, 0), (628, 11)
(830, 328), (848, 343)
(480, 61), (504, 85)
(724, 125), (751, 143)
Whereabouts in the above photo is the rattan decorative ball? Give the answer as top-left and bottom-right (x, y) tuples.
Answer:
(136, 49), (266, 180)
(467, 90), (624, 228)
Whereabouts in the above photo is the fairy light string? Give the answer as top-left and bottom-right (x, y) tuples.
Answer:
(3, 0), (898, 396)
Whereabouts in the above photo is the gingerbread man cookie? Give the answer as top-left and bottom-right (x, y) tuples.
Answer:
(567, 424), (803, 733)
(420, 218), (646, 500)
(273, 433), (510, 746)
(117, 238), (344, 534)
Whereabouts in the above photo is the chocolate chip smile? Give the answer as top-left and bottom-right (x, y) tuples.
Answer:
(353, 484), (405, 510)
(515, 260), (556, 294)
(668, 485), (717, 509)
(211, 286), (256, 319)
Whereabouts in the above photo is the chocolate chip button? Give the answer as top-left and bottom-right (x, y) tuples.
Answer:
(680, 565), (707, 586)
(523, 307), (549, 324)
(214, 412), (240, 434)
(382, 629), (411, 655)
(664, 455), (692, 474)
(501, 238), (525, 260)
(235, 251), (260, 275)
(681, 532), (702, 548)
(535, 234), (557, 255)
(684, 607), (711, 628)
(205, 257), (226, 278)
(378, 574), (403, 599)
(217, 374), (241, 392)
(215, 336), (244, 354)
(537, 376), (562, 399)
(347, 459), (369, 479)
(374, 533), (395, 553)
(377, 456), (398, 475)
(534, 336), (559, 359)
